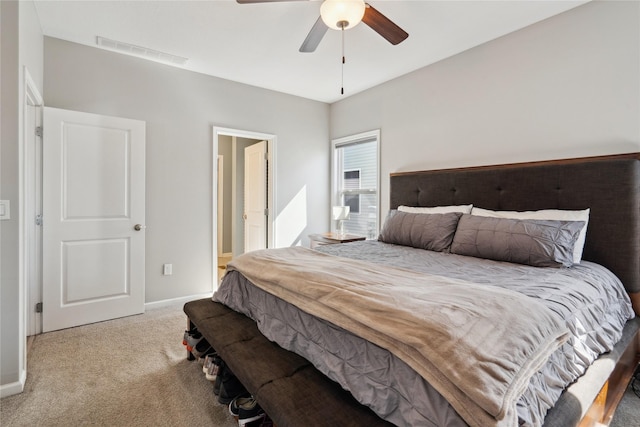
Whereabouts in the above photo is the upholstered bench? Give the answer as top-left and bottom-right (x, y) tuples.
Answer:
(183, 298), (393, 427)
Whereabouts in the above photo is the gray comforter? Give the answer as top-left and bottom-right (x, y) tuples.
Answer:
(214, 241), (634, 427)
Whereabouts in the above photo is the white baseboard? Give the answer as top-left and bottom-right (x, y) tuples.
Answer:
(144, 293), (213, 311)
(0, 368), (26, 398)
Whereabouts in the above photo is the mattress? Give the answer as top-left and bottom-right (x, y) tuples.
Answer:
(213, 240), (634, 427)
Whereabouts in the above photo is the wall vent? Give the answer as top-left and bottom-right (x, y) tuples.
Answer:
(96, 36), (188, 66)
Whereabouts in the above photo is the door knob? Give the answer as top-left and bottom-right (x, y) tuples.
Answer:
(134, 224), (146, 231)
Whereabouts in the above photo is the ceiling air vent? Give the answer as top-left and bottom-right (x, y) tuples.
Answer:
(96, 36), (188, 66)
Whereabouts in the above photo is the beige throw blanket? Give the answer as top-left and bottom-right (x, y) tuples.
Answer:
(225, 247), (569, 427)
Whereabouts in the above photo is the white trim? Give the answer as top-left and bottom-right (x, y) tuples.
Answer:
(0, 369), (27, 398)
(24, 68), (43, 105)
(212, 127), (277, 290)
(331, 129), (381, 234)
(15, 67), (43, 398)
(24, 69), (43, 337)
(144, 293), (213, 311)
(332, 129), (380, 147)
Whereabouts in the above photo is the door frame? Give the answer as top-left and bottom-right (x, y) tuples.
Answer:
(212, 127), (276, 289)
(24, 68), (43, 337)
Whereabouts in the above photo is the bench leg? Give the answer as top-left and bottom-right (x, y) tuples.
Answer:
(186, 317), (195, 361)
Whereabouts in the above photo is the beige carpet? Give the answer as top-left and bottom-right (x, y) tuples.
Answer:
(0, 304), (236, 427)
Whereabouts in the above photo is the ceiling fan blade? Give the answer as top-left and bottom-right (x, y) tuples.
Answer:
(362, 3), (408, 45)
(237, 0), (307, 3)
(299, 16), (329, 53)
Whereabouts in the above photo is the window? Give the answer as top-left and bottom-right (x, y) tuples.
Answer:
(332, 130), (379, 239)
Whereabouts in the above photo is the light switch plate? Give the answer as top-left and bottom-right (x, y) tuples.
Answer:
(163, 263), (172, 276)
(0, 200), (10, 220)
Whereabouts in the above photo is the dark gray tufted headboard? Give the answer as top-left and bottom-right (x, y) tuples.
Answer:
(390, 153), (640, 313)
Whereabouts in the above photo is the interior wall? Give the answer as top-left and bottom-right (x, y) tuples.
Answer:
(43, 37), (330, 303)
(1, 0), (21, 389)
(329, 0), (640, 216)
(1, 0), (44, 394)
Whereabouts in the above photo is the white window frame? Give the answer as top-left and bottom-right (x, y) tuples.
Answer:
(331, 129), (380, 235)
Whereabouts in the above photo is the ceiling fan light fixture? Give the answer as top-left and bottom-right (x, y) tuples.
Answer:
(320, 0), (366, 30)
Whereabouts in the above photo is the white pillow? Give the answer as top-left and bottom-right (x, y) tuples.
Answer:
(398, 205), (473, 214)
(470, 207), (590, 263)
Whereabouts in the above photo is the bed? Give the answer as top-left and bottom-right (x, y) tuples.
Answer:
(185, 152), (640, 427)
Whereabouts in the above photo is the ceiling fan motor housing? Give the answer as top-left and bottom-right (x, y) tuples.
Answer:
(320, 0), (366, 30)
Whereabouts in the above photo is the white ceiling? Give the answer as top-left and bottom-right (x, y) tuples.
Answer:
(33, 0), (589, 103)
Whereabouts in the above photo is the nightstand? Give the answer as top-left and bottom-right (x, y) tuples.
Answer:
(309, 232), (366, 249)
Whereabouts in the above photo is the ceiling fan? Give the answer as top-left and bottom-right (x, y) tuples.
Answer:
(237, 0), (409, 53)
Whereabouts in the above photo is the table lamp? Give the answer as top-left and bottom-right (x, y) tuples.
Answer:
(332, 206), (350, 236)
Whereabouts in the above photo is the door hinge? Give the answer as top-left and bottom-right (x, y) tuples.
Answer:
(35, 126), (43, 138)
(264, 208), (269, 216)
(35, 214), (43, 226)
(35, 302), (43, 313)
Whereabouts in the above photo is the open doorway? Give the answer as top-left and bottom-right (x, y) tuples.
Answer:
(212, 127), (276, 287)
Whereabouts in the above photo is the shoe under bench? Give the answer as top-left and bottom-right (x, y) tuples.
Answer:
(183, 298), (393, 427)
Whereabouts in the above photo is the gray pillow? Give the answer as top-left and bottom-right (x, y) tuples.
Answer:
(450, 214), (585, 267)
(378, 210), (463, 252)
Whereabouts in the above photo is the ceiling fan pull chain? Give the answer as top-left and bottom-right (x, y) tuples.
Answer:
(341, 23), (345, 95)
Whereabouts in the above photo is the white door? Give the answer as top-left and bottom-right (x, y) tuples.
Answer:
(42, 107), (146, 332)
(244, 141), (267, 253)
(217, 155), (224, 255)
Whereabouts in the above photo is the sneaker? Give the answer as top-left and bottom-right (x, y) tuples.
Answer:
(237, 398), (265, 426)
(182, 327), (197, 347)
(240, 413), (266, 427)
(191, 337), (213, 358)
(202, 353), (217, 373)
(205, 354), (223, 382)
(258, 416), (274, 427)
(185, 331), (203, 352)
(229, 396), (255, 418)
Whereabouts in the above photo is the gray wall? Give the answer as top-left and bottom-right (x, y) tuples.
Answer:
(43, 37), (330, 303)
(330, 0), (640, 216)
(1, 0), (44, 391)
(1, 0), (21, 388)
